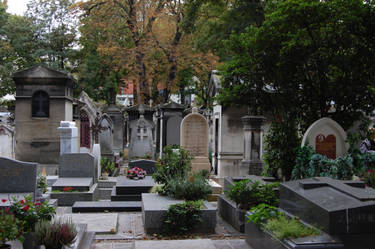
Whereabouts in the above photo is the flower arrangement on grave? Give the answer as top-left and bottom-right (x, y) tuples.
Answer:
(8, 194), (56, 233)
(63, 186), (73, 192)
(127, 167), (147, 179)
(34, 219), (77, 249)
(101, 157), (115, 177)
(0, 208), (24, 249)
(364, 169), (375, 188)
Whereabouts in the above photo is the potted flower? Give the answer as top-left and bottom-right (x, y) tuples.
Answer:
(0, 209), (23, 249)
(37, 175), (48, 197)
(101, 157), (115, 180)
(9, 195), (56, 249)
(34, 219), (77, 249)
(127, 167), (146, 179)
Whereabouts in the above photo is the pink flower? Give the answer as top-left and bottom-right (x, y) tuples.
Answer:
(23, 205), (29, 211)
(20, 200), (25, 205)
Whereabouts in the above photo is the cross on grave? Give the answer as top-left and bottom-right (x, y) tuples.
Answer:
(90, 114), (108, 143)
(34, 93), (48, 116)
(137, 127), (148, 141)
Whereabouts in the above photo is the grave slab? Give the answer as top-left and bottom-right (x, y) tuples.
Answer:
(72, 200), (142, 212)
(280, 177), (375, 235)
(61, 213), (118, 234)
(129, 159), (156, 175)
(52, 177), (93, 191)
(115, 176), (154, 195)
(135, 239), (216, 249)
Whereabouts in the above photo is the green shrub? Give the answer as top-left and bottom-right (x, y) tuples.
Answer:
(162, 200), (203, 235)
(247, 204), (281, 226)
(291, 146), (369, 180)
(263, 120), (300, 180)
(226, 180), (279, 210)
(153, 145), (193, 186)
(264, 215), (320, 240)
(165, 172), (212, 200)
(37, 175), (48, 194)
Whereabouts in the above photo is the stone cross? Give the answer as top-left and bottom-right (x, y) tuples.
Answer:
(90, 114), (108, 143)
(137, 128), (148, 141)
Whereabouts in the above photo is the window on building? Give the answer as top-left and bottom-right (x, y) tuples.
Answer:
(32, 91), (49, 117)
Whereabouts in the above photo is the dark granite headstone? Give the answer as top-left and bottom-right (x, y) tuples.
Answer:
(59, 153), (97, 181)
(0, 157), (37, 194)
(129, 159), (156, 175)
(280, 177), (375, 235)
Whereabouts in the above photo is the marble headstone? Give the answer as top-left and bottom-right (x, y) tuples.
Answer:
(180, 107), (210, 172)
(92, 144), (101, 179)
(58, 121), (78, 155)
(99, 117), (113, 155)
(301, 117), (348, 159)
(129, 159), (156, 175)
(0, 125), (14, 158)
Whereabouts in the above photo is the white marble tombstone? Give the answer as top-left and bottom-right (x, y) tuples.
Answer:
(0, 125), (14, 158)
(301, 117), (348, 159)
(92, 143), (101, 179)
(58, 121), (78, 155)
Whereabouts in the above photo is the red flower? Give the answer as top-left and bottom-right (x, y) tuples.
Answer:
(1, 199), (6, 203)
(23, 205), (29, 211)
(369, 169), (374, 174)
(20, 200), (25, 205)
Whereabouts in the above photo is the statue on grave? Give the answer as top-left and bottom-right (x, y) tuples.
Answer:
(360, 138), (375, 154)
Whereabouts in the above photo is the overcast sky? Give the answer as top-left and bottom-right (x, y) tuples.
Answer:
(7, 0), (30, 16)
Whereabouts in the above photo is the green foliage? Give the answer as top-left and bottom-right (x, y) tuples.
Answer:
(247, 204), (281, 227)
(34, 219), (77, 249)
(101, 157), (115, 175)
(153, 145), (193, 187)
(164, 172), (212, 201)
(37, 175), (48, 194)
(9, 194), (56, 233)
(0, 209), (23, 245)
(291, 146), (375, 180)
(264, 215), (320, 240)
(162, 200), (203, 235)
(263, 120), (300, 180)
(226, 180), (279, 210)
(218, 0), (375, 133)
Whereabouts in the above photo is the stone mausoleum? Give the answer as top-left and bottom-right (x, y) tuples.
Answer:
(13, 65), (75, 164)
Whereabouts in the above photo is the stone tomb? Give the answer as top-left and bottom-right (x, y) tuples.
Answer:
(180, 107), (210, 172)
(280, 177), (375, 249)
(301, 117), (348, 159)
(0, 157), (37, 207)
(129, 109), (154, 159)
(51, 153), (98, 206)
(99, 115), (114, 159)
(0, 124), (15, 158)
(58, 121), (78, 155)
(129, 159), (156, 175)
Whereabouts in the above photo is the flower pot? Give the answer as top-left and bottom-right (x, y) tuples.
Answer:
(36, 188), (43, 197)
(23, 232), (41, 249)
(0, 244), (11, 249)
(101, 172), (109, 180)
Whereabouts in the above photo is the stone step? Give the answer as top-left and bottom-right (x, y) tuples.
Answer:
(72, 201), (142, 212)
(98, 178), (117, 188)
(98, 188), (113, 200)
(111, 187), (142, 201)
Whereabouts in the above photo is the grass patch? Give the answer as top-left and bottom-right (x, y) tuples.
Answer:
(264, 215), (320, 240)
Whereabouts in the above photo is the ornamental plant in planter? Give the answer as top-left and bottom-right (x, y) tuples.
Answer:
(127, 167), (147, 179)
(34, 219), (77, 249)
(0, 209), (23, 249)
(8, 194), (56, 249)
(245, 204), (332, 249)
(101, 157), (115, 179)
(219, 179), (279, 232)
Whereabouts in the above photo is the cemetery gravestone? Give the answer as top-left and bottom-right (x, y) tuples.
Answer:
(129, 109), (154, 159)
(0, 125), (14, 158)
(98, 116), (114, 158)
(58, 121), (78, 155)
(0, 157), (37, 194)
(180, 107), (210, 172)
(59, 153), (97, 181)
(129, 159), (156, 175)
(92, 144), (101, 179)
(301, 117), (348, 159)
